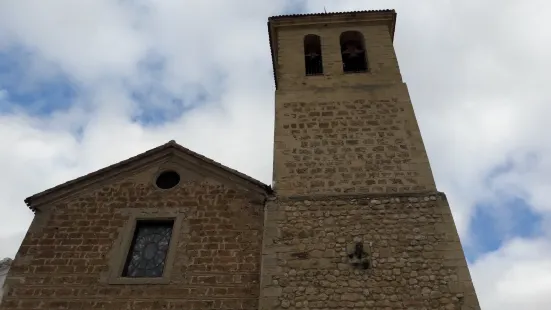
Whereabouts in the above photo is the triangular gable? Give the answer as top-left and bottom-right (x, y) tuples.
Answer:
(24, 140), (272, 211)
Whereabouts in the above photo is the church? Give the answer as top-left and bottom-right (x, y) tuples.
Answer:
(0, 10), (481, 310)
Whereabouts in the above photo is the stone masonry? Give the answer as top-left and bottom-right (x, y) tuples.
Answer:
(261, 10), (480, 310)
(270, 13), (436, 197)
(1, 9), (480, 310)
(273, 85), (436, 196)
(1, 154), (268, 309)
(260, 193), (478, 309)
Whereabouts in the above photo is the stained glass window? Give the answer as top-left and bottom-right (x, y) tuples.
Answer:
(122, 220), (174, 278)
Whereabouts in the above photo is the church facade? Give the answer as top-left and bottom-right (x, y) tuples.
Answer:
(0, 10), (480, 310)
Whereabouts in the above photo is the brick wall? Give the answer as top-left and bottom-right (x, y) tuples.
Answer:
(259, 193), (480, 309)
(1, 165), (265, 309)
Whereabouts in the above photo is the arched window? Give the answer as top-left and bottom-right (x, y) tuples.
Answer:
(340, 31), (368, 73)
(304, 34), (323, 75)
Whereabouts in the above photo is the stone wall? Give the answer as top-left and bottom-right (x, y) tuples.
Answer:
(274, 24), (402, 91)
(273, 84), (436, 196)
(259, 192), (480, 310)
(1, 164), (265, 309)
(271, 18), (435, 197)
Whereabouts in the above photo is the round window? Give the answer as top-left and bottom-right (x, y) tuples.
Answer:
(155, 170), (180, 189)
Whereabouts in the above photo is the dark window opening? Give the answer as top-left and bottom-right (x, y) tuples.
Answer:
(122, 220), (174, 278)
(155, 170), (180, 189)
(340, 31), (368, 73)
(304, 34), (323, 76)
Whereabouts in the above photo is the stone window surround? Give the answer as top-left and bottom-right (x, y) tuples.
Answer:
(300, 30), (371, 76)
(105, 209), (187, 285)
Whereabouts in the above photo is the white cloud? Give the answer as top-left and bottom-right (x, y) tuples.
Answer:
(0, 0), (149, 82)
(471, 235), (551, 310)
(0, 0), (550, 308)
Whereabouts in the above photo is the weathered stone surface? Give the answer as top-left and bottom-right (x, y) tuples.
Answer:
(273, 88), (437, 196)
(3, 10), (481, 310)
(1, 164), (264, 310)
(259, 194), (480, 309)
(263, 11), (480, 310)
(272, 18), (436, 196)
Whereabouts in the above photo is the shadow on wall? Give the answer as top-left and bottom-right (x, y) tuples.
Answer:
(0, 258), (12, 304)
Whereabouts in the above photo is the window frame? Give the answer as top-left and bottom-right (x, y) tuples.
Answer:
(106, 211), (185, 285)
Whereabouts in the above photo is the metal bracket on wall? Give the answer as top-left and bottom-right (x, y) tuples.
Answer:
(347, 242), (370, 270)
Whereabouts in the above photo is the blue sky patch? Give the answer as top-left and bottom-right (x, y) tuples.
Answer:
(466, 197), (542, 261)
(129, 81), (210, 126)
(0, 46), (78, 116)
(129, 51), (224, 126)
(463, 152), (543, 262)
(282, 0), (308, 15)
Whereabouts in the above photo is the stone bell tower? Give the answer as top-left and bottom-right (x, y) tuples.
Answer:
(260, 10), (481, 310)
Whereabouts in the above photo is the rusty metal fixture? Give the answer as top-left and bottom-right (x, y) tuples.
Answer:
(347, 242), (370, 270)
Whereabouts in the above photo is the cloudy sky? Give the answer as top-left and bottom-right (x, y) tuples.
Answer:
(0, 0), (550, 308)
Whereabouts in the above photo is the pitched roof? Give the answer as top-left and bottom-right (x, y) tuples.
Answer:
(267, 9), (397, 89)
(24, 140), (272, 211)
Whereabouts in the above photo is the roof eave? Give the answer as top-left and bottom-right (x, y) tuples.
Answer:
(24, 140), (273, 212)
